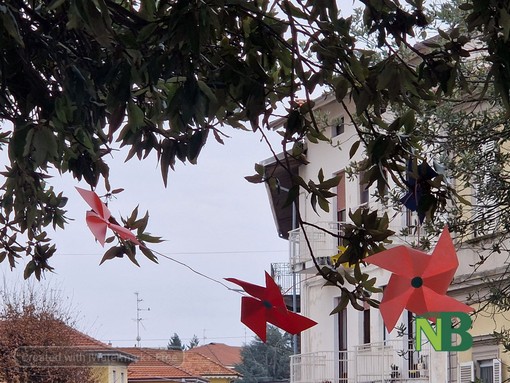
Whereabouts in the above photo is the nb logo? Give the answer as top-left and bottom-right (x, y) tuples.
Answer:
(415, 312), (472, 352)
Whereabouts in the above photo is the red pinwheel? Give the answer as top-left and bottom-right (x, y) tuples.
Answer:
(365, 227), (473, 332)
(226, 272), (317, 342)
(76, 187), (141, 246)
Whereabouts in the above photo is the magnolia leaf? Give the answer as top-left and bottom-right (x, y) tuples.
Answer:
(99, 246), (123, 265)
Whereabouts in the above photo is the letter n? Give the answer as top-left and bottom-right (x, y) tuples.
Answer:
(416, 314), (442, 351)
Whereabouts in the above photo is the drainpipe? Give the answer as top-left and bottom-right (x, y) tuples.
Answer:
(278, 184), (299, 355)
(291, 200), (298, 355)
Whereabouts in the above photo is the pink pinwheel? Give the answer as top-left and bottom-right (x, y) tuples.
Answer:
(226, 272), (317, 342)
(76, 187), (141, 246)
(365, 227), (473, 332)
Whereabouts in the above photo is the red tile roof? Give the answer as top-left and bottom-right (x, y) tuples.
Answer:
(119, 347), (241, 381)
(119, 347), (205, 381)
(0, 320), (136, 365)
(191, 343), (242, 368)
(183, 351), (241, 377)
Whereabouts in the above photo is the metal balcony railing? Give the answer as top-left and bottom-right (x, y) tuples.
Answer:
(289, 222), (344, 271)
(290, 340), (431, 383)
(289, 221), (421, 271)
(271, 262), (300, 296)
(290, 350), (354, 383)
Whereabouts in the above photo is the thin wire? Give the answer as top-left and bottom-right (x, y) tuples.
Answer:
(104, 335), (247, 342)
(60, 250), (286, 256)
(149, 247), (305, 305)
(150, 248), (242, 294)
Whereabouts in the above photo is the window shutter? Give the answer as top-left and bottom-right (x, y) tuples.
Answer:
(459, 361), (474, 383)
(493, 359), (502, 383)
(474, 140), (498, 235)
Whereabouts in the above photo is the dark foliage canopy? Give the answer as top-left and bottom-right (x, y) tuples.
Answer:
(1, 0), (510, 316)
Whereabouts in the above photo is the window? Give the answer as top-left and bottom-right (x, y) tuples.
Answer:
(337, 171), (346, 246)
(333, 116), (345, 137)
(478, 359), (501, 383)
(121, 372), (125, 383)
(338, 307), (347, 351)
(112, 370), (117, 382)
(359, 171), (369, 206)
(405, 208), (415, 228)
(337, 302), (348, 379)
(337, 171), (346, 222)
(480, 360), (493, 383)
(363, 302), (370, 344)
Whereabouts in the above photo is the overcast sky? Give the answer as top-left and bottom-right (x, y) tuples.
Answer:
(0, 127), (290, 348)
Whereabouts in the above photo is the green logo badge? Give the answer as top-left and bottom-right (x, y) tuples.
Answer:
(415, 312), (472, 351)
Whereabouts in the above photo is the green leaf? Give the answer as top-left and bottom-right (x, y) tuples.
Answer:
(319, 175), (341, 189)
(283, 185), (300, 208)
(99, 246), (124, 265)
(330, 291), (349, 315)
(318, 195), (330, 212)
(32, 126), (58, 167)
(197, 80), (218, 105)
(128, 101), (145, 128)
(354, 263), (362, 281)
(349, 140), (361, 159)
(344, 271), (357, 285)
(0, 7), (24, 47)
(124, 247), (140, 267)
(318, 168), (325, 183)
(188, 129), (208, 164)
(255, 163), (265, 176)
(334, 77), (349, 102)
(140, 246), (159, 263)
(245, 174), (264, 183)
(24, 260), (36, 279)
(47, 0), (67, 10)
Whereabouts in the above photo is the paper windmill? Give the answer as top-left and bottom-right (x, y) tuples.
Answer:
(400, 160), (438, 223)
(331, 246), (352, 269)
(365, 227), (473, 332)
(76, 187), (141, 246)
(225, 272), (317, 342)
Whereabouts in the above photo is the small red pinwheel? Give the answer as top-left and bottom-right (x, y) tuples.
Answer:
(76, 187), (141, 246)
(225, 272), (317, 342)
(365, 227), (473, 332)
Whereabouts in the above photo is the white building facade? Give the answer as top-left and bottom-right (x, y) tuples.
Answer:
(263, 95), (507, 383)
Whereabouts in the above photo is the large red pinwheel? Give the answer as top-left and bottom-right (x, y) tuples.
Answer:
(226, 272), (317, 342)
(365, 227), (473, 332)
(76, 187), (141, 246)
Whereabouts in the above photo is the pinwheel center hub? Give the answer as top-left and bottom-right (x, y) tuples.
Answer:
(263, 300), (273, 309)
(411, 276), (423, 288)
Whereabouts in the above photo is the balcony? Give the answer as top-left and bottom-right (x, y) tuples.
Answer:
(290, 340), (431, 383)
(271, 262), (300, 311)
(289, 222), (420, 272)
(289, 222), (343, 272)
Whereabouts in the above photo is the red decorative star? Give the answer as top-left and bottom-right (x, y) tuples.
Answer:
(226, 272), (317, 342)
(365, 227), (473, 332)
(76, 187), (140, 246)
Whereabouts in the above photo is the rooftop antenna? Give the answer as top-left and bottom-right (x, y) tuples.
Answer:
(135, 292), (150, 347)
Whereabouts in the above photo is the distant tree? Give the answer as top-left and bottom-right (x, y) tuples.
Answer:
(0, 285), (96, 383)
(187, 334), (200, 350)
(235, 326), (292, 383)
(167, 333), (184, 350)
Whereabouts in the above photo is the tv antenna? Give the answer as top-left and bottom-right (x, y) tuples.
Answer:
(135, 292), (150, 347)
